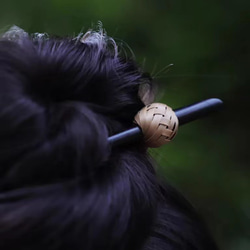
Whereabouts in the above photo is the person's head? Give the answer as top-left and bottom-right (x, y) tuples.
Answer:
(0, 26), (217, 250)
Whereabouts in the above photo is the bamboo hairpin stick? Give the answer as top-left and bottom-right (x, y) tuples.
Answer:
(108, 98), (223, 147)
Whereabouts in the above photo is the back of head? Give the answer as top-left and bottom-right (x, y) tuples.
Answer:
(0, 26), (218, 250)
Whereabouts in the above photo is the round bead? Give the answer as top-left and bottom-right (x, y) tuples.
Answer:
(134, 103), (179, 148)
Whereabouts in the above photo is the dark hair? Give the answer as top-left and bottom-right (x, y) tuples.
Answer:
(0, 27), (218, 250)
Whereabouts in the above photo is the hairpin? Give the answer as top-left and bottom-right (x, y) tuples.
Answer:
(108, 98), (223, 147)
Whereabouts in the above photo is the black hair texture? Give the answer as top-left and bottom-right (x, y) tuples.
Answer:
(0, 28), (218, 250)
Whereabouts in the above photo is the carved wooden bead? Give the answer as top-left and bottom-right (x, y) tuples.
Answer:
(134, 103), (179, 148)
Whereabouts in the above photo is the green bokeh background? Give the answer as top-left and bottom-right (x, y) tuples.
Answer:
(0, 1), (249, 249)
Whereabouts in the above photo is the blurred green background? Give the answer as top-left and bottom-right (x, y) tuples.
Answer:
(0, 0), (249, 249)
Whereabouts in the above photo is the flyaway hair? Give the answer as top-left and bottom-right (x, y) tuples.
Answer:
(0, 26), (218, 250)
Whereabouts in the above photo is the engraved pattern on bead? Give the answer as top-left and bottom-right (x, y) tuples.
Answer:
(134, 103), (179, 148)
